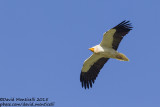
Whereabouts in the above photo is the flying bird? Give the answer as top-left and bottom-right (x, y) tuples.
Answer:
(80, 20), (133, 89)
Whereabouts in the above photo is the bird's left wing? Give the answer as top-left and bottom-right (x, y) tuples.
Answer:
(80, 54), (109, 89)
(100, 20), (132, 50)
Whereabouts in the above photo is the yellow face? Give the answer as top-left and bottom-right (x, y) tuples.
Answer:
(89, 48), (94, 52)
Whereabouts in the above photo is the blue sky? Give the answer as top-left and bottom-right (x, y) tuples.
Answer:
(0, 0), (160, 107)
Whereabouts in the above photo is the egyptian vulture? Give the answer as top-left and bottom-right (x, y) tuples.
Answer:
(80, 20), (132, 89)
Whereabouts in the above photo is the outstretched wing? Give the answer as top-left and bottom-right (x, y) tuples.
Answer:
(100, 20), (132, 50)
(80, 54), (109, 89)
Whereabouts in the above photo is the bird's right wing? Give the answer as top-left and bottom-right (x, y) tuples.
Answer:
(80, 54), (109, 89)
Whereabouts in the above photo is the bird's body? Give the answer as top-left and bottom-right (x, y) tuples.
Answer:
(80, 20), (133, 89)
(89, 45), (129, 60)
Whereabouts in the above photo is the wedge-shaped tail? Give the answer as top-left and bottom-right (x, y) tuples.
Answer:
(116, 53), (129, 61)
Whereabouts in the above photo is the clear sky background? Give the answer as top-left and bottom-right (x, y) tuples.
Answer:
(0, 0), (160, 107)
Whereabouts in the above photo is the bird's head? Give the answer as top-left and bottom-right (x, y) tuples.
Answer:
(89, 45), (98, 53)
(89, 45), (101, 53)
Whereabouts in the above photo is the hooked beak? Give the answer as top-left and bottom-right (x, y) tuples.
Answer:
(89, 48), (94, 52)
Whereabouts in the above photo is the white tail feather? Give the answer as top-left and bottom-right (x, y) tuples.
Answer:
(116, 53), (129, 61)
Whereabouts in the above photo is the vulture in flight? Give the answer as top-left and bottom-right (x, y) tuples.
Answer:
(80, 20), (133, 89)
